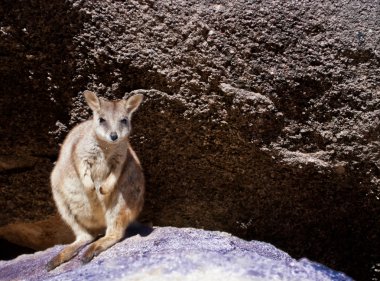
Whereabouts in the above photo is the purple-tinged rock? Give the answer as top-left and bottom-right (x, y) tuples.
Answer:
(0, 227), (352, 281)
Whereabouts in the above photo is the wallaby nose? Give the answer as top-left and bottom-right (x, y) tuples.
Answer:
(110, 132), (118, 141)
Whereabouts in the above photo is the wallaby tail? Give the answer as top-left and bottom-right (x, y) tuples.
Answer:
(0, 214), (74, 251)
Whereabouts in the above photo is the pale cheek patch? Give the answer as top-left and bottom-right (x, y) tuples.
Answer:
(119, 125), (131, 139)
(96, 127), (110, 142)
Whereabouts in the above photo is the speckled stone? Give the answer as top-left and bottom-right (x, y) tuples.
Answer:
(0, 227), (352, 281)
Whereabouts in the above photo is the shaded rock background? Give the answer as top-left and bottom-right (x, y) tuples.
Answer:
(0, 227), (352, 281)
(0, 0), (379, 280)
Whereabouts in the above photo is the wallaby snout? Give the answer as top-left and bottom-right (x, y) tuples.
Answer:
(110, 132), (118, 141)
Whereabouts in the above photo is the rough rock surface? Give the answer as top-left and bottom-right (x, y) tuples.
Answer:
(0, 227), (352, 281)
(0, 0), (379, 280)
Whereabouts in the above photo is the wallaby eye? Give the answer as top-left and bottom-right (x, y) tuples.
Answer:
(99, 117), (106, 124)
(120, 118), (128, 125)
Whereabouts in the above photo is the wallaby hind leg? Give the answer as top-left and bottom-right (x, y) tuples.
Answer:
(47, 191), (95, 271)
(47, 233), (94, 271)
(81, 208), (132, 263)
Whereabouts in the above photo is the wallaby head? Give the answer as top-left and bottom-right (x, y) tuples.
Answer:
(83, 90), (143, 143)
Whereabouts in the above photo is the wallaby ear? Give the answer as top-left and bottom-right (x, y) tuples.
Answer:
(125, 94), (143, 115)
(84, 90), (101, 112)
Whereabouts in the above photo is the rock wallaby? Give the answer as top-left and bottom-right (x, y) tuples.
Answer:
(47, 91), (145, 270)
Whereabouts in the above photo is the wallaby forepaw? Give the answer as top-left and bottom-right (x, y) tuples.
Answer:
(83, 178), (95, 192)
(99, 186), (106, 195)
(99, 185), (112, 195)
(99, 176), (117, 194)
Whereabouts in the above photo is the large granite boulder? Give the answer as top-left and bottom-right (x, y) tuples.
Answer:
(0, 227), (352, 281)
(0, 0), (378, 280)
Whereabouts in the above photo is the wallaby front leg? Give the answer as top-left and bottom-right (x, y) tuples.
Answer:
(79, 160), (94, 191)
(99, 162), (123, 194)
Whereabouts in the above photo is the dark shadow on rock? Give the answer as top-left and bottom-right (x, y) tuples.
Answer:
(0, 239), (35, 260)
(125, 222), (154, 239)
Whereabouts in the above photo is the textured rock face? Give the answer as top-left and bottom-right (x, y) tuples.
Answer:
(0, 0), (379, 280)
(0, 227), (352, 281)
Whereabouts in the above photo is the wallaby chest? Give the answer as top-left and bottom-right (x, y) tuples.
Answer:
(83, 144), (126, 190)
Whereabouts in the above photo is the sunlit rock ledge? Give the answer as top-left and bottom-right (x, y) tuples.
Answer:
(0, 226), (351, 281)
